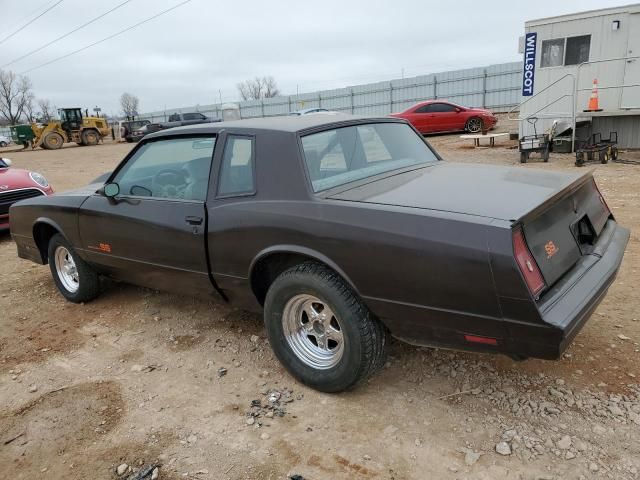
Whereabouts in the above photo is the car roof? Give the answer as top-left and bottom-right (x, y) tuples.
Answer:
(145, 113), (406, 138)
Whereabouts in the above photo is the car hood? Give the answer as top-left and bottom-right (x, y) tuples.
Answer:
(0, 167), (36, 189)
(63, 182), (102, 196)
(328, 162), (583, 222)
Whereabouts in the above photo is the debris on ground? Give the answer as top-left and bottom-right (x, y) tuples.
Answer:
(246, 388), (297, 423)
(130, 364), (161, 373)
(495, 441), (512, 456)
(124, 464), (159, 480)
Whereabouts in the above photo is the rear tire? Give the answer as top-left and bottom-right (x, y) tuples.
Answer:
(0, 141), (7, 147)
(520, 151), (528, 163)
(465, 117), (483, 134)
(575, 152), (585, 166)
(264, 262), (388, 392)
(81, 129), (99, 146)
(599, 150), (610, 164)
(43, 132), (64, 150)
(48, 233), (100, 303)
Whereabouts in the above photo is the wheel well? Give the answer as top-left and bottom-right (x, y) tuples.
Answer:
(250, 252), (346, 306)
(33, 222), (59, 263)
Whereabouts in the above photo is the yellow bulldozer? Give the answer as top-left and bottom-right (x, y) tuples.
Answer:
(31, 108), (110, 150)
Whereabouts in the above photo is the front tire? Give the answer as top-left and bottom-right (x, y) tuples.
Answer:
(43, 132), (64, 150)
(264, 262), (388, 392)
(465, 117), (483, 133)
(599, 150), (610, 164)
(82, 129), (100, 146)
(0, 141), (7, 147)
(48, 234), (100, 303)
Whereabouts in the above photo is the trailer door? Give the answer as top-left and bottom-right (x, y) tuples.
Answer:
(621, 13), (640, 109)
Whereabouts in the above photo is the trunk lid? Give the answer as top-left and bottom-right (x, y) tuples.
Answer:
(328, 163), (585, 221)
(522, 177), (610, 287)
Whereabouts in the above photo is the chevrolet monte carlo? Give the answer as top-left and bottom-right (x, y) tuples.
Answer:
(10, 115), (629, 392)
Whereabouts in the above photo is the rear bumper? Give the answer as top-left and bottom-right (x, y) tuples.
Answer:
(534, 220), (629, 357)
(503, 220), (629, 359)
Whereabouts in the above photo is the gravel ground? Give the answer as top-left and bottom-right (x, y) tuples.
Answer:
(1, 131), (639, 480)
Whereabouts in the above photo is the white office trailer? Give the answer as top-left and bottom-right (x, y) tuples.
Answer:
(518, 4), (640, 148)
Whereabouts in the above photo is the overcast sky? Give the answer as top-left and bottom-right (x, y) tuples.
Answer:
(0, 0), (627, 116)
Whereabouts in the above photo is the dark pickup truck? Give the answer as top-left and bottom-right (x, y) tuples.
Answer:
(9, 115), (629, 392)
(160, 112), (221, 129)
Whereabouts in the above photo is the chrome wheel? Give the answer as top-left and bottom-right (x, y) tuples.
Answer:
(466, 118), (483, 133)
(55, 246), (79, 293)
(282, 294), (344, 369)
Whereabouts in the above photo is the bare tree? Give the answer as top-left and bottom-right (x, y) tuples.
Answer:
(262, 76), (279, 98)
(38, 98), (55, 122)
(0, 69), (33, 124)
(24, 93), (36, 123)
(237, 76), (280, 101)
(120, 92), (140, 118)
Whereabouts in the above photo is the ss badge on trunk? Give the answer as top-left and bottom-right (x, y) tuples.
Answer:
(545, 241), (559, 259)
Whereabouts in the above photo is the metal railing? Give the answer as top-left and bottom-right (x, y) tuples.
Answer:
(511, 56), (640, 151)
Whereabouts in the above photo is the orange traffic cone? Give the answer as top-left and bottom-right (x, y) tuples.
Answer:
(584, 79), (603, 112)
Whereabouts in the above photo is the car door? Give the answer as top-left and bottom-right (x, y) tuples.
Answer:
(410, 104), (435, 133)
(427, 102), (459, 132)
(78, 135), (219, 297)
(205, 133), (259, 309)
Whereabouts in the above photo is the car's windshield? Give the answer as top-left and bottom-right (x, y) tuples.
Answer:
(300, 122), (438, 192)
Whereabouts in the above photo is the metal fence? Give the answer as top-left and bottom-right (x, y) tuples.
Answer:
(138, 62), (522, 123)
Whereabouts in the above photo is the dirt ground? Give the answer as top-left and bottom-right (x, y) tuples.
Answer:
(1, 127), (639, 480)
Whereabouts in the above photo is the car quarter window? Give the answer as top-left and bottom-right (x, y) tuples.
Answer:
(217, 135), (255, 196)
(113, 137), (215, 201)
(301, 123), (438, 192)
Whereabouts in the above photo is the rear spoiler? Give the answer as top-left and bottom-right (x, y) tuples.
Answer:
(515, 170), (595, 226)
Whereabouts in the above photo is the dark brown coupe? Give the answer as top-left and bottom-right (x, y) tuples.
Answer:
(10, 115), (629, 392)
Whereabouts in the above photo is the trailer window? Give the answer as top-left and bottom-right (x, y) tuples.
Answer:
(540, 35), (590, 68)
(541, 39), (564, 67)
(565, 35), (590, 65)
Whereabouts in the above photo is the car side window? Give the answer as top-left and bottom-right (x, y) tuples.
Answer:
(415, 104), (432, 113)
(183, 113), (205, 121)
(424, 103), (456, 113)
(217, 136), (255, 196)
(113, 137), (215, 201)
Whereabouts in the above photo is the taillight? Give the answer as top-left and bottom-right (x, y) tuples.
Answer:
(513, 228), (545, 297)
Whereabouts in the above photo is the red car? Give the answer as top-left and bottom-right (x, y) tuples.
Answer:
(390, 100), (497, 134)
(0, 158), (53, 231)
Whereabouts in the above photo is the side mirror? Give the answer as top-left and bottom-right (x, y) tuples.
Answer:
(103, 182), (120, 198)
(455, 108), (462, 113)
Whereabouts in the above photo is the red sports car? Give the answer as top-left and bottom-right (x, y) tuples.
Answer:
(390, 100), (497, 134)
(0, 158), (53, 231)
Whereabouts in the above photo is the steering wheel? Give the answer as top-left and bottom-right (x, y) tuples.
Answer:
(151, 168), (187, 198)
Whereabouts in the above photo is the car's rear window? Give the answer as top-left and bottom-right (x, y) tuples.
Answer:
(300, 123), (438, 192)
